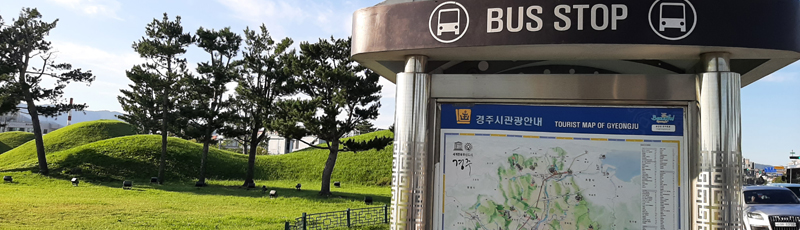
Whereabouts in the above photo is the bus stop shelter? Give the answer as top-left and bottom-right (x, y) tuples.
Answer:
(351, 0), (800, 229)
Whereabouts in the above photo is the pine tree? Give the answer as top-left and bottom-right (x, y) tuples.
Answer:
(182, 27), (241, 186)
(0, 16), (19, 118)
(221, 25), (295, 187)
(128, 13), (193, 184)
(117, 66), (161, 134)
(277, 37), (381, 196)
(0, 8), (95, 175)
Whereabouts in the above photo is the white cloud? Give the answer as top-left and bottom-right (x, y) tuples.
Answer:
(762, 72), (797, 82)
(216, 0), (308, 37)
(47, 40), (143, 111)
(216, 0), (358, 40)
(46, 0), (122, 20)
(50, 40), (141, 75)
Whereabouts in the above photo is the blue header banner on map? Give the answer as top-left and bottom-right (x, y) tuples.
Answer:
(441, 104), (684, 136)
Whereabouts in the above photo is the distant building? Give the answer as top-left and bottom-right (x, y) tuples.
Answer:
(0, 111), (62, 134)
(213, 130), (325, 155)
(263, 131), (325, 155)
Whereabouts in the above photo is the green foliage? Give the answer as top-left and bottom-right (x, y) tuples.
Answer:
(277, 36), (382, 195)
(0, 8), (95, 116)
(0, 8), (96, 175)
(0, 120), (137, 170)
(0, 171), (390, 229)
(223, 25), (296, 185)
(182, 26), (242, 183)
(279, 37), (382, 143)
(342, 136), (392, 153)
(182, 26), (241, 141)
(116, 65), (162, 134)
(355, 120), (378, 135)
(128, 12), (193, 183)
(0, 131), (34, 154)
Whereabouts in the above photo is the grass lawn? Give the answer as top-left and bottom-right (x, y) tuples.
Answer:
(0, 171), (391, 229)
(0, 131), (34, 154)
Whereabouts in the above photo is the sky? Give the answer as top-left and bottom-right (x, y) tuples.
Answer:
(1, 0), (799, 166)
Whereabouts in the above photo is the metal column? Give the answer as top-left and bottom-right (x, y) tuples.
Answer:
(391, 56), (430, 230)
(694, 52), (744, 230)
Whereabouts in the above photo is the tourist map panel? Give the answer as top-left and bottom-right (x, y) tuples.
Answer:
(435, 104), (687, 230)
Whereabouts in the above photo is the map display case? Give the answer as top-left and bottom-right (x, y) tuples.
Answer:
(434, 104), (689, 230)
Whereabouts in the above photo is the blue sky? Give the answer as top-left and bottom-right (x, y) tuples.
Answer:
(1, 0), (798, 166)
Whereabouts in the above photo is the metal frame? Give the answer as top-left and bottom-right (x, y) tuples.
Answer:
(392, 53), (743, 229)
(431, 74), (697, 101)
(425, 73), (699, 230)
(429, 99), (694, 230)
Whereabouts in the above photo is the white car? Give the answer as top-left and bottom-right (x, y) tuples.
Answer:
(744, 186), (800, 230)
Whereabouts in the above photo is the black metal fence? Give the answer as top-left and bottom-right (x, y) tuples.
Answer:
(285, 205), (388, 230)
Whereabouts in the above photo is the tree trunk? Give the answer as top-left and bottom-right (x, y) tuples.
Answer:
(197, 128), (211, 184)
(24, 96), (48, 175)
(243, 128), (259, 187)
(158, 88), (168, 184)
(320, 140), (339, 196)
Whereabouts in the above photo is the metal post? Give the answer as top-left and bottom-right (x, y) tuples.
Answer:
(301, 212), (307, 230)
(384, 204), (389, 224)
(347, 208), (351, 228)
(285, 221), (290, 230)
(694, 52), (744, 229)
(391, 55), (430, 230)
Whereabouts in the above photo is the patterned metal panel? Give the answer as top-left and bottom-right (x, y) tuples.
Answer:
(695, 69), (743, 230)
(391, 58), (430, 230)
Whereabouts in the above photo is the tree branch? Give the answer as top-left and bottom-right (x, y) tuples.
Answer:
(296, 138), (352, 152)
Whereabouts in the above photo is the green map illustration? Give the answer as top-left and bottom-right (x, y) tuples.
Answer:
(443, 136), (649, 230)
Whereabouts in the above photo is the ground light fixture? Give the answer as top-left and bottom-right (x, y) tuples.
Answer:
(71, 178), (79, 186)
(261, 186), (268, 193)
(269, 190), (277, 198)
(150, 177), (158, 183)
(364, 196), (373, 205)
(334, 181), (341, 188)
(296, 183), (301, 191)
(123, 181), (132, 190)
(3, 176), (11, 182)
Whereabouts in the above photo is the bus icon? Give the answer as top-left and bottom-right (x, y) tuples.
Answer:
(437, 8), (460, 36)
(659, 3), (686, 32)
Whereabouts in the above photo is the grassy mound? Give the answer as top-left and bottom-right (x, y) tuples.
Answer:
(37, 135), (249, 181)
(0, 128), (394, 186)
(0, 131), (35, 154)
(0, 120), (137, 169)
(257, 130), (393, 186)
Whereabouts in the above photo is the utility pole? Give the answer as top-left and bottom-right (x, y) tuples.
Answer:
(67, 98), (73, 126)
(792, 150), (797, 183)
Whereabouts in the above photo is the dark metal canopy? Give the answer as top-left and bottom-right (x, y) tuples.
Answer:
(352, 0), (800, 86)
